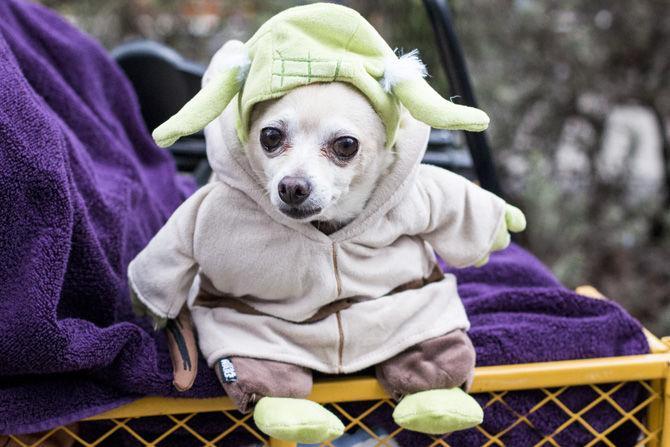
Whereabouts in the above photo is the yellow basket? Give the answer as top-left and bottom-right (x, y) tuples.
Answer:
(5, 287), (670, 447)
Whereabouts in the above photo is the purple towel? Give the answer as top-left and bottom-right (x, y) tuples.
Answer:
(451, 245), (648, 367)
(0, 0), (204, 435)
(0, 1), (649, 445)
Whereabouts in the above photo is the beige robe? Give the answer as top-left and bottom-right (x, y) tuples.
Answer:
(128, 100), (506, 374)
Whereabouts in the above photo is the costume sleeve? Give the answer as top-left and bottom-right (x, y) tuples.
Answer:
(416, 164), (506, 268)
(127, 183), (216, 319)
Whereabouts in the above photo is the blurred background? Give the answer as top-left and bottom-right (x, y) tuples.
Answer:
(39, 0), (670, 333)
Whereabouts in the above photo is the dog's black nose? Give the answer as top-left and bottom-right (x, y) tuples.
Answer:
(278, 176), (311, 206)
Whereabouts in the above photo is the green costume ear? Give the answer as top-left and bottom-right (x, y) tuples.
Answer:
(152, 69), (241, 147)
(151, 5), (491, 149)
(393, 78), (489, 132)
(152, 41), (249, 148)
(381, 50), (489, 132)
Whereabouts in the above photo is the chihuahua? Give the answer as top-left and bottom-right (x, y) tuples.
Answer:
(246, 82), (394, 232)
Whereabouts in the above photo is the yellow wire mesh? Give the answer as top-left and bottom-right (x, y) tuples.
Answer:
(5, 380), (661, 447)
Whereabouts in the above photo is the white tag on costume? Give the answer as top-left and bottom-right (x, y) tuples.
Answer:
(218, 358), (238, 383)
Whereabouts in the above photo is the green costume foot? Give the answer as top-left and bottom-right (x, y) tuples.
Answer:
(393, 388), (484, 434)
(253, 397), (344, 443)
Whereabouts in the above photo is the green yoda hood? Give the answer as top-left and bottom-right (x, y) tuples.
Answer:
(151, 2), (489, 149)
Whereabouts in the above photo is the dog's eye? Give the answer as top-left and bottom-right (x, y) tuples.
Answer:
(260, 127), (284, 152)
(332, 136), (359, 159)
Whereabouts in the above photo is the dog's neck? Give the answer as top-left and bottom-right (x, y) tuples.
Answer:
(311, 219), (348, 235)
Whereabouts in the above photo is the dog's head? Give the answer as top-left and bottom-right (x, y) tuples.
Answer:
(246, 82), (393, 225)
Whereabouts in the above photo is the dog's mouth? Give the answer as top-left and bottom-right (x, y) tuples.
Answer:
(279, 206), (322, 220)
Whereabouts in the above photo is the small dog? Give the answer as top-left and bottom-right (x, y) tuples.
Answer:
(131, 4), (526, 443)
(246, 82), (393, 231)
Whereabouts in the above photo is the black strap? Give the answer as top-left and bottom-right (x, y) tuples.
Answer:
(423, 0), (503, 198)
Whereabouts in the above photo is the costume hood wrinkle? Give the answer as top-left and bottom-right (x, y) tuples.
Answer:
(205, 98), (431, 241)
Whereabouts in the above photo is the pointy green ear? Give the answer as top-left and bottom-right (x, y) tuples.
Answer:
(152, 68), (244, 148)
(152, 40), (249, 148)
(393, 77), (489, 132)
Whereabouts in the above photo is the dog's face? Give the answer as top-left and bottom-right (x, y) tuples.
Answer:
(246, 82), (392, 225)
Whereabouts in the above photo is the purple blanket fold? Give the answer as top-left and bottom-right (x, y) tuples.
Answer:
(0, 0), (649, 445)
(0, 0), (203, 435)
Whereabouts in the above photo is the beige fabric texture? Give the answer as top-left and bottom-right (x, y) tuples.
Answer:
(129, 56), (507, 374)
(128, 107), (505, 373)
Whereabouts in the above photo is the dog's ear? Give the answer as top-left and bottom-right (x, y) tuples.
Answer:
(381, 51), (489, 133)
(152, 40), (249, 148)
